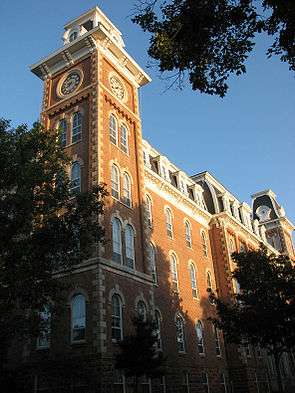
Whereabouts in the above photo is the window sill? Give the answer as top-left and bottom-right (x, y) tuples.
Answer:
(71, 339), (86, 345)
(111, 339), (122, 344)
(36, 346), (50, 351)
(110, 140), (130, 157)
(111, 196), (133, 210)
(64, 139), (82, 149)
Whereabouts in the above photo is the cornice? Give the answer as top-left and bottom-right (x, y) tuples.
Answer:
(30, 24), (151, 87)
(144, 167), (212, 228)
(191, 171), (238, 201)
(214, 211), (277, 253)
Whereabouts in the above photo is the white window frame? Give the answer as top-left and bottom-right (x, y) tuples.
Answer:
(165, 208), (173, 238)
(120, 123), (128, 153)
(201, 230), (208, 257)
(70, 161), (81, 194)
(196, 320), (205, 355)
(58, 118), (67, 147)
(112, 294), (123, 341)
(146, 195), (153, 227)
(189, 263), (198, 298)
(111, 164), (120, 199)
(170, 254), (179, 292)
(125, 224), (135, 269)
(71, 294), (86, 343)
(213, 325), (221, 356)
(207, 271), (212, 291)
(110, 113), (118, 145)
(122, 173), (132, 207)
(148, 243), (157, 284)
(112, 218), (122, 263)
(72, 112), (82, 143)
(185, 221), (192, 248)
(175, 314), (186, 353)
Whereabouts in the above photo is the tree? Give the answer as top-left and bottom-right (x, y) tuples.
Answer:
(0, 119), (107, 382)
(210, 246), (295, 393)
(115, 316), (165, 392)
(133, 0), (295, 97)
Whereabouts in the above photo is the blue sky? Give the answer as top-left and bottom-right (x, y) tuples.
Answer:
(0, 0), (294, 229)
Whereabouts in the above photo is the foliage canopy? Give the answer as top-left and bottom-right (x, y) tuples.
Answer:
(133, 0), (295, 96)
(210, 246), (295, 392)
(0, 119), (106, 370)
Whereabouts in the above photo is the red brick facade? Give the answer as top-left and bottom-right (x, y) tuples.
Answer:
(25, 7), (295, 393)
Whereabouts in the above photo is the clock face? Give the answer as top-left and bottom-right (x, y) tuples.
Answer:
(110, 75), (125, 101)
(60, 72), (81, 96)
(256, 205), (271, 221)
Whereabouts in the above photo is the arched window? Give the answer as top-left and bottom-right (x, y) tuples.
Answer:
(111, 164), (120, 199)
(125, 224), (135, 269)
(72, 112), (82, 143)
(58, 119), (67, 147)
(120, 124), (128, 153)
(69, 31), (78, 42)
(175, 315), (185, 352)
(137, 300), (147, 321)
(155, 310), (162, 350)
(37, 305), (51, 349)
(165, 208), (173, 238)
(146, 195), (153, 227)
(201, 230), (208, 257)
(189, 263), (198, 298)
(148, 243), (157, 284)
(112, 218), (122, 263)
(213, 325), (221, 356)
(196, 320), (204, 354)
(122, 173), (132, 207)
(70, 162), (81, 194)
(109, 113), (118, 145)
(71, 294), (86, 342)
(185, 221), (192, 248)
(170, 254), (179, 292)
(111, 294), (123, 341)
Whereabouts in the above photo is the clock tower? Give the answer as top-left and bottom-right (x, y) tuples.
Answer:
(252, 190), (295, 259)
(30, 7), (153, 390)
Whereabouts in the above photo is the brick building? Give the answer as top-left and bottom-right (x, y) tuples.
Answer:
(26, 6), (295, 393)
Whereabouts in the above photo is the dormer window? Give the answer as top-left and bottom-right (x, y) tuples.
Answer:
(69, 31), (78, 42)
